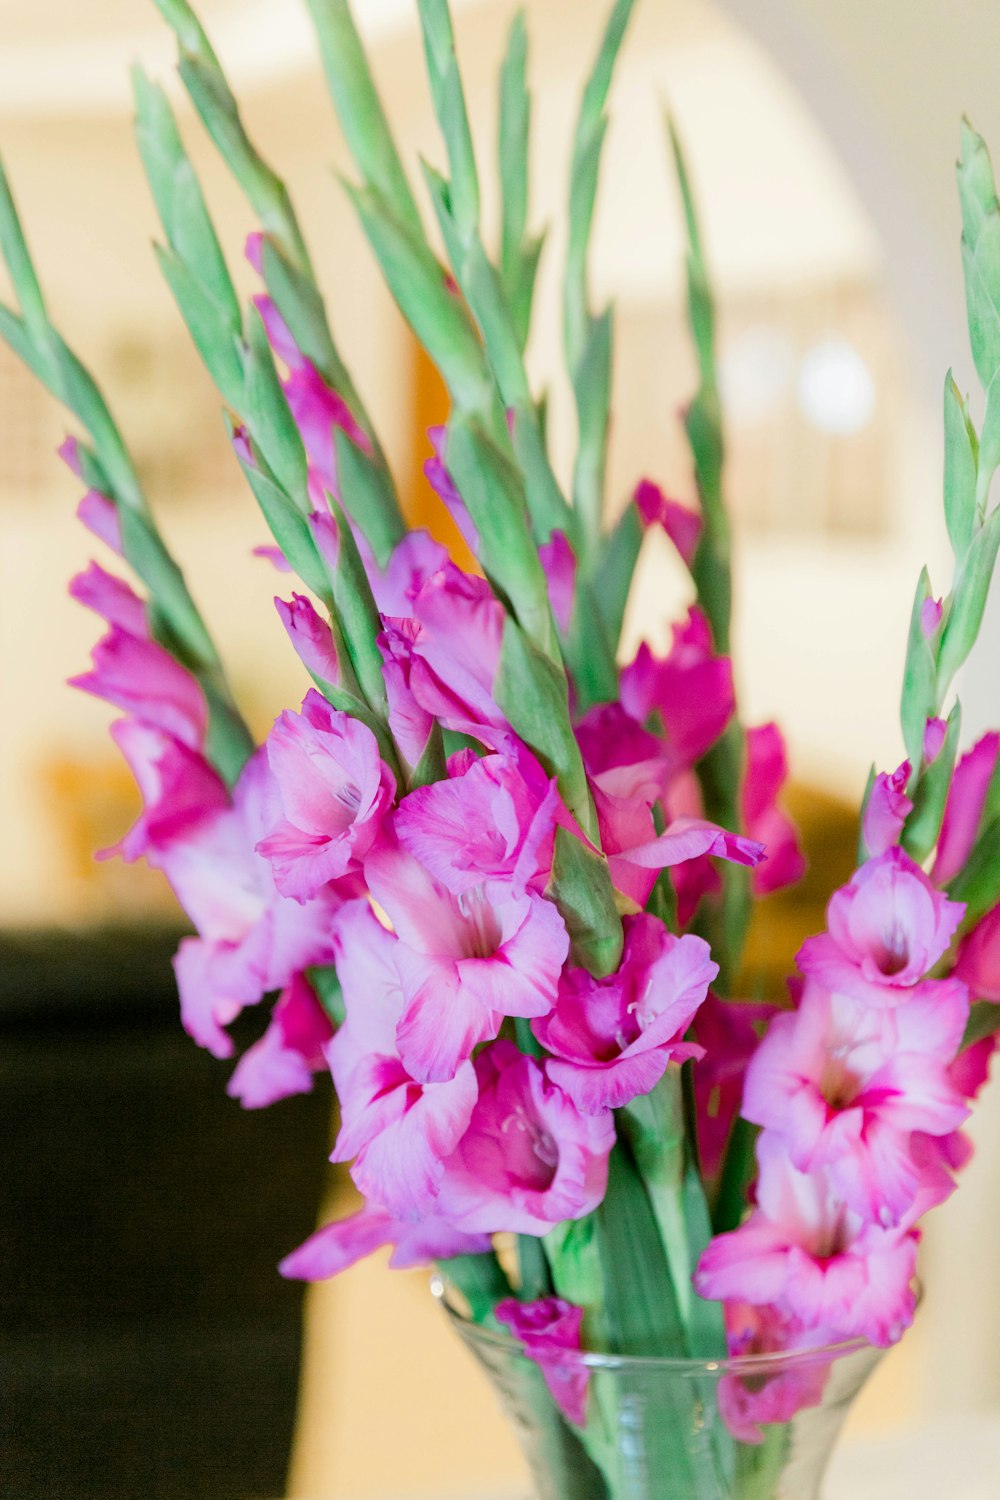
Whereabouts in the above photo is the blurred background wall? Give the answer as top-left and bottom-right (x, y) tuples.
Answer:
(3, 1), (1000, 1496)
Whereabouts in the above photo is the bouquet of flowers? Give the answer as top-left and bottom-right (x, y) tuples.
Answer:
(6, 1), (1000, 1496)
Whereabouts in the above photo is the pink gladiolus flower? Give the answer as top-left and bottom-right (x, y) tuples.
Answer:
(61, 437), (124, 554)
(742, 723), (806, 895)
(378, 617), (437, 767)
(575, 703), (671, 804)
(620, 608), (735, 771)
(275, 594), (341, 688)
(742, 980), (970, 1223)
(253, 542), (294, 572)
(718, 1303), (835, 1445)
(691, 993), (773, 1179)
(863, 760), (913, 858)
(634, 478), (702, 565)
(533, 915), (716, 1114)
(393, 740), (561, 895)
(106, 719), (230, 863)
(257, 690), (396, 901)
(368, 529), (449, 618)
(383, 564), (508, 742)
(798, 847), (965, 1001)
(954, 903), (1000, 1002)
(920, 596), (943, 637)
(923, 716), (948, 764)
(227, 971), (334, 1108)
(325, 900), (479, 1219)
(364, 835), (569, 1083)
(933, 732), (1000, 884)
(496, 1297), (589, 1426)
(694, 1135), (919, 1347)
(70, 562), (148, 638)
(70, 624), (208, 750)
(436, 1040), (615, 1235)
(538, 530), (577, 633)
(158, 751), (339, 1058)
(596, 791), (766, 908)
(279, 1203), (491, 1281)
(424, 425), (479, 551)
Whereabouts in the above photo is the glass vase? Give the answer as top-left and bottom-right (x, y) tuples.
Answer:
(436, 1282), (884, 1500)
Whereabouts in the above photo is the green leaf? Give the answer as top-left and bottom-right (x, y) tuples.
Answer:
(333, 428), (406, 566)
(0, 156), (47, 338)
(938, 504), (1000, 692)
(438, 1251), (513, 1324)
(322, 496), (391, 722)
(977, 368), (1000, 517)
(445, 414), (559, 655)
(901, 567), (939, 766)
(591, 500), (642, 653)
(902, 701), (961, 863)
(305, 964), (345, 1026)
(417, 0), (480, 237)
(509, 401), (578, 548)
(958, 117), (1000, 249)
(963, 1000), (1000, 1050)
(962, 234), (1000, 391)
(943, 371), (978, 558)
(571, 307), (613, 537)
(235, 443), (329, 599)
(132, 68), (240, 332)
(498, 10), (529, 285)
(947, 812), (1000, 926)
(154, 242), (244, 409)
(547, 826), (623, 978)
(494, 616), (596, 841)
(342, 179), (493, 416)
(305, 0), (424, 245)
(562, 571), (620, 711)
(258, 236), (352, 402)
(244, 308), (310, 505)
(508, 231), (545, 354)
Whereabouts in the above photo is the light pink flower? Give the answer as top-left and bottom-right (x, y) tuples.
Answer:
(595, 787), (765, 908)
(70, 562), (148, 638)
(924, 716), (948, 764)
(278, 1203), (491, 1281)
(694, 1135), (919, 1347)
(436, 1040), (615, 1235)
(368, 529), (449, 618)
(620, 608), (734, 772)
(61, 436), (124, 553)
(496, 1297), (588, 1426)
(70, 624), (208, 750)
(533, 914), (716, 1114)
(227, 972), (334, 1108)
(257, 690), (395, 901)
(933, 733), (1000, 884)
(325, 900), (479, 1219)
(921, 596), (943, 637)
(392, 740), (561, 895)
(275, 594), (341, 688)
(742, 980), (969, 1222)
(364, 835), (569, 1083)
(378, 617), (437, 767)
(424, 424), (478, 551)
(105, 719), (230, 863)
(954, 903), (1000, 1002)
(798, 847), (965, 1001)
(863, 760), (913, 858)
(742, 723), (806, 895)
(634, 478), (702, 565)
(538, 530), (577, 633)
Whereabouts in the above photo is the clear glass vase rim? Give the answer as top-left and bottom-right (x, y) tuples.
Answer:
(432, 1275), (874, 1375)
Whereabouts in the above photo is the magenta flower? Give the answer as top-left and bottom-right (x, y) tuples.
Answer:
(798, 847), (965, 1000)
(596, 787), (765, 908)
(496, 1297), (589, 1426)
(227, 971), (334, 1109)
(932, 732), (1000, 884)
(106, 719), (230, 863)
(742, 724), (806, 896)
(325, 900), (479, 1219)
(257, 690), (395, 901)
(575, 702), (671, 804)
(392, 740), (561, 895)
(694, 1135), (919, 1347)
(862, 760), (913, 858)
(533, 914), (716, 1114)
(436, 1040), (615, 1235)
(378, 617), (437, 767)
(954, 903), (1000, 1002)
(718, 1302), (835, 1445)
(619, 608), (735, 771)
(538, 530), (577, 633)
(741, 980), (969, 1222)
(279, 1203), (491, 1282)
(155, 751), (339, 1058)
(61, 436), (123, 553)
(70, 623), (208, 750)
(70, 561), (149, 638)
(691, 993), (773, 1179)
(274, 594), (341, 688)
(368, 529), (449, 618)
(364, 835), (569, 1083)
(634, 478), (702, 565)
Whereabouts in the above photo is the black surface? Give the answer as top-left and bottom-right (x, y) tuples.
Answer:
(0, 927), (333, 1500)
